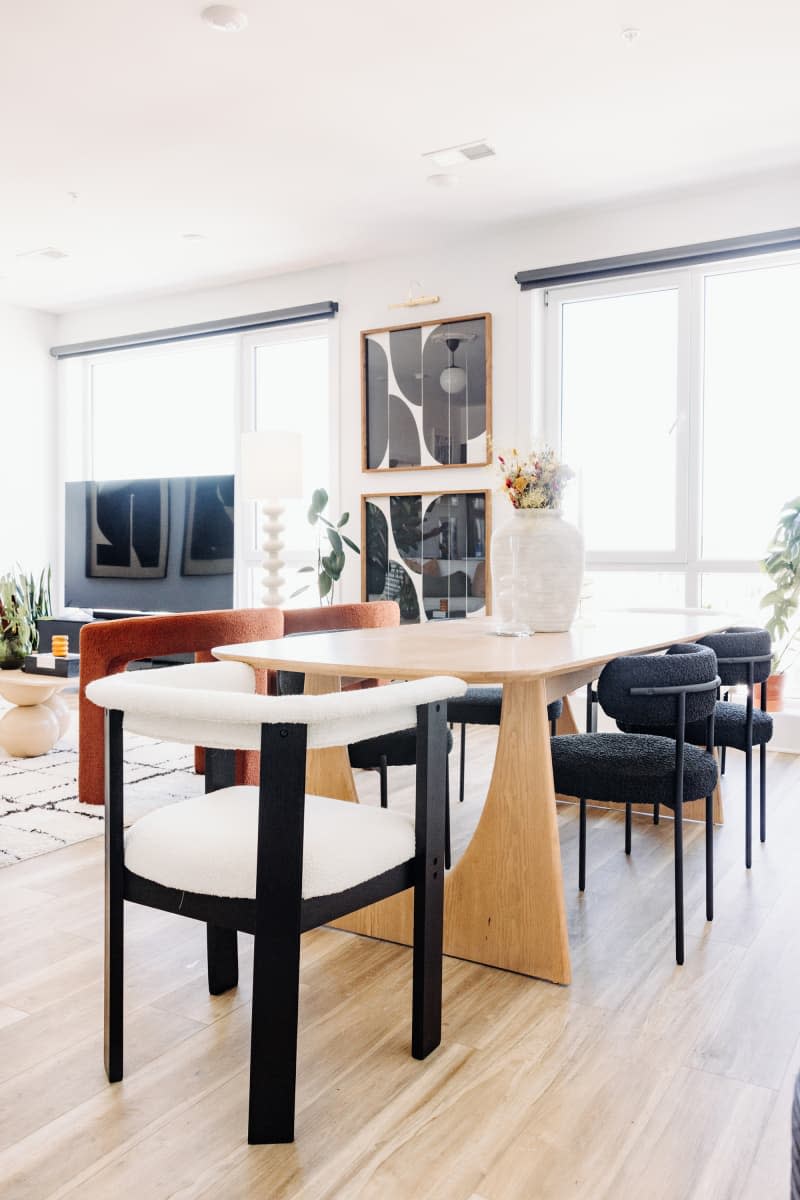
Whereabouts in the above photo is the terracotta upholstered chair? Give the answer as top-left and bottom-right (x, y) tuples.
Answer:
(79, 609), (285, 806)
(79, 601), (401, 807)
(283, 599), (399, 642)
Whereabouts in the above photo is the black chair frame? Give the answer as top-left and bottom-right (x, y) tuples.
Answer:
(575, 674), (719, 965)
(715, 652), (771, 868)
(103, 700), (449, 1144)
(456, 705), (561, 806)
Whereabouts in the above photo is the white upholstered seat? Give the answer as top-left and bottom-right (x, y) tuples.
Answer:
(125, 785), (415, 900)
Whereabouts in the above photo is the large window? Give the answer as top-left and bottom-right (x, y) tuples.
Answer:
(242, 325), (334, 606)
(88, 340), (237, 479)
(560, 286), (683, 558)
(544, 252), (800, 636)
(66, 321), (334, 607)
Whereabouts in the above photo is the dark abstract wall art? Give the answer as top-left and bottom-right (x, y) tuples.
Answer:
(86, 479), (169, 579)
(362, 490), (491, 623)
(362, 314), (492, 471)
(181, 475), (235, 576)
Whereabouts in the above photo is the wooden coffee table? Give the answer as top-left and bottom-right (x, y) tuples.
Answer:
(0, 670), (70, 758)
(214, 610), (729, 984)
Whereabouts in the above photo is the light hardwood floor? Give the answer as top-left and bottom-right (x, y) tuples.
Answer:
(0, 729), (798, 1199)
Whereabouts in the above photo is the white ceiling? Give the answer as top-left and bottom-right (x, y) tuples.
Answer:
(3, 0), (800, 312)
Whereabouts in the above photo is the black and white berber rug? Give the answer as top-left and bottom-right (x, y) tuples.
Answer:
(0, 727), (202, 866)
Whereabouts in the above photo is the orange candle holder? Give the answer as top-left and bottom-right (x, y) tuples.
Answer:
(51, 635), (69, 658)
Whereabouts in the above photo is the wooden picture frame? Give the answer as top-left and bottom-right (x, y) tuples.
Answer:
(361, 489), (492, 623)
(361, 312), (492, 472)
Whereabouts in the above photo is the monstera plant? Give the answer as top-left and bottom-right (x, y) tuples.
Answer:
(292, 489), (360, 605)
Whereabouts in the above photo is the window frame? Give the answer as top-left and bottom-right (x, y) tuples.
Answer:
(539, 247), (800, 610)
(238, 321), (339, 606)
(71, 320), (337, 609)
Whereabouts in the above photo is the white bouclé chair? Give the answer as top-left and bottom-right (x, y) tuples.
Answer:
(86, 661), (467, 1144)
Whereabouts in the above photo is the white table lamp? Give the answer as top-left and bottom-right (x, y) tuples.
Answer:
(241, 430), (303, 607)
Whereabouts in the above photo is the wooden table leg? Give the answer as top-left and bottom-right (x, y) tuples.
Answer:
(303, 673), (359, 803)
(335, 678), (572, 984)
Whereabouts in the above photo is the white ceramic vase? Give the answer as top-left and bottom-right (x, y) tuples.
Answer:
(491, 507), (584, 634)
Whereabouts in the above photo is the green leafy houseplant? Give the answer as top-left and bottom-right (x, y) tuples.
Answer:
(0, 566), (52, 668)
(761, 495), (800, 675)
(292, 489), (360, 605)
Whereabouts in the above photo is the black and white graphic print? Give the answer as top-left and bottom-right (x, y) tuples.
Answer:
(363, 491), (489, 623)
(363, 316), (490, 469)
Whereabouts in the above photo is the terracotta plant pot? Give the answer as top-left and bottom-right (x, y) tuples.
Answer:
(765, 672), (785, 712)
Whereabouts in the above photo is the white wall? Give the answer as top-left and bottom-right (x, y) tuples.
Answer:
(0, 304), (57, 574)
(54, 169), (800, 601)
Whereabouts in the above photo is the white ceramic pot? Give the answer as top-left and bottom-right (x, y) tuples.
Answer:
(491, 508), (584, 634)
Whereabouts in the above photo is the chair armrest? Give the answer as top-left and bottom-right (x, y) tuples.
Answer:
(86, 670), (468, 752)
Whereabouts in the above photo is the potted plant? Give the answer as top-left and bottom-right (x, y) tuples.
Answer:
(0, 566), (51, 669)
(292, 489), (360, 605)
(761, 496), (800, 710)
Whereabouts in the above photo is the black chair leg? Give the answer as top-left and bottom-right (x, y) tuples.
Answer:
(412, 703), (447, 1061)
(444, 760), (452, 871)
(759, 744), (767, 843)
(104, 709), (124, 1084)
(459, 723), (466, 803)
(745, 746), (753, 869)
(578, 799), (587, 892)
(248, 925), (302, 1144)
(705, 794), (714, 921)
(207, 925), (239, 995)
(625, 802), (632, 855)
(550, 717), (557, 737)
(674, 796), (685, 966)
(720, 745), (726, 776)
(379, 755), (388, 809)
(653, 803), (660, 825)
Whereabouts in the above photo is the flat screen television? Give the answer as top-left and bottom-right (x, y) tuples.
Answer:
(64, 474), (235, 615)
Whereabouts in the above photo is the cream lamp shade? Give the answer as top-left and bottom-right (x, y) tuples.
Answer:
(240, 430), (303, 501)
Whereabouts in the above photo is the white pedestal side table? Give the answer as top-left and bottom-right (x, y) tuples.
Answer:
(0, 670), (70, 758)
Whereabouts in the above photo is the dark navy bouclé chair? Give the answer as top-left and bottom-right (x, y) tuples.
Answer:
(619, 628), (773, 867)
(551, 643), (720, 965)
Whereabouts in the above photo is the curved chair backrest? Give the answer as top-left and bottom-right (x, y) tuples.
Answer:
(86, 663), (467, 752)
(276, 602), (402, 698)
(696, 627), (771, 687)
(598, 643), (718, 728)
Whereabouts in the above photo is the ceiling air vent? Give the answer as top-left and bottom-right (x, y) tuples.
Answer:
(422, 140), (495, 168)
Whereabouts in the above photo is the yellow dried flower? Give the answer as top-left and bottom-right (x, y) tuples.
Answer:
(514, 476), (527, 493)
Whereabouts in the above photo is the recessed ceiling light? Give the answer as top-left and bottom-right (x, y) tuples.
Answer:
(181, 232), (207, 240)
(426, 173), (460, 189)
(202, 5), (248, 32)
(621, 27), (641, 44)
(423, 140), (495, 169)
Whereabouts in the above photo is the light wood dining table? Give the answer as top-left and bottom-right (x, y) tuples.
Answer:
(213, 610), (729, 985)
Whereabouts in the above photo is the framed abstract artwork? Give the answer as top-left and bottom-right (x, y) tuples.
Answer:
(361, 313), (492, 471)
(86, 479), (169, 580)
(181, 475), (235, 577)
(362, 490), (491, 623)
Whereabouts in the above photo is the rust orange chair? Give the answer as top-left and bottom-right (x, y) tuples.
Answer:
(78, 601), (400, 806)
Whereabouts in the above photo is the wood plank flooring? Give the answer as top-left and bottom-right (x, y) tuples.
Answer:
(1, 729), (798, 1199)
